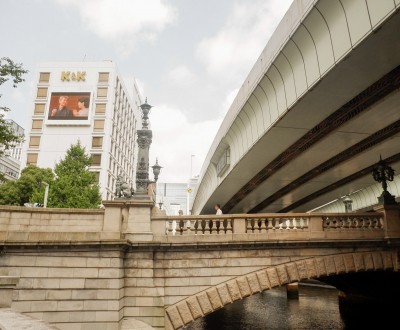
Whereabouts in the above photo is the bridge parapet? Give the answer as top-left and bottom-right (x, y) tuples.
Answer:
(151, 211), (390, 243)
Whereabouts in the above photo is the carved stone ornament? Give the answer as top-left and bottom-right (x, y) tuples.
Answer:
(137, 131), (152, 149)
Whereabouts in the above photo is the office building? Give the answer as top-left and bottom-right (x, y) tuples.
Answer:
(22, 61), (142, 200)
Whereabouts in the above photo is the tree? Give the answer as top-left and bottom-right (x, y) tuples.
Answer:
(0, 57), (28, 157)
(48, 142), (101, 208)
(0, 165), (54, 206)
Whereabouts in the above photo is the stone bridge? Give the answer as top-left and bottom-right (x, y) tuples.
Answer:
(0, 200), (399, 330)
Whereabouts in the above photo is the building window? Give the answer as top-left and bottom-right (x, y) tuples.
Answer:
(31, 120), (43, 130)
(98, 72), (109, 82)
(34, 103), (46, 115)
(91, 154), (102, 166)
(95, 103), (106, 114)
(29, 136), (41, 148)
(93, 171), (100, 183)
(39, 72), (50, 83)
(27, 153), (38, 165)
(93, 120), (105, 131)
(92, 137), (103, 149)
(37, 88), (48, 99)
(97, 87), (108, 98)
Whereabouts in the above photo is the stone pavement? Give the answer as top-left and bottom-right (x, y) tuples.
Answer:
(0, 308), (59, 330)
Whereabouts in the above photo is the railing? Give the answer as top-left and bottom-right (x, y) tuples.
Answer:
(166, 218), (233, 235)
(246, 216), (309, 232)
(151, 212), (386, 241)
(322, 215), (383, 230)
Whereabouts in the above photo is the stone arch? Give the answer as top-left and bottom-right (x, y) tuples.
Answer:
(165, 251), (398, 330)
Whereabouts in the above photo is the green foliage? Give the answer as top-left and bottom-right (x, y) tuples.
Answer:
(0, 166), (54, 206)
(0, 57), (28, 158)
(47, 142), (101, 208)
(0, 142), (101, 209)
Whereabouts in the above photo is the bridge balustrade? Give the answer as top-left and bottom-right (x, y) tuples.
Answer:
(152, 212), (385, 240)
(322, 215), (383, 230)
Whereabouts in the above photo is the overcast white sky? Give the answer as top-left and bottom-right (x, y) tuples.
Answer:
(1, 0), (292, 183)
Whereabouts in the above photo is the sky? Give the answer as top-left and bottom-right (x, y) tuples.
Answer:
(1, 0), (293, 183)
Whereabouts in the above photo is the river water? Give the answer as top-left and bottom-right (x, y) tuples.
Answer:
(184, 283), (365, 330)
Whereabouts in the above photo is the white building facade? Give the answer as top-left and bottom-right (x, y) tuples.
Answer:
(0, 119), (24, 181)
(22, 61), (142, 200)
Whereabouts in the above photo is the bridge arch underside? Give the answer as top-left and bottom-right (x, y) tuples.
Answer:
(194, 1), (400, 215)
(165, 250), (399, 330)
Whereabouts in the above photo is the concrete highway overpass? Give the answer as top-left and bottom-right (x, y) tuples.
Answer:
(192, 0), (400, 215)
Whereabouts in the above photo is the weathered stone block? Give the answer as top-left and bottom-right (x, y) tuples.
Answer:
(382, 252), (394, 270)
(206, 287), (222, 309)
(216, 284), (231, 305)
(286, 263), (299, 282)
(256, 270), (270, 290)
(197, 292), (213, 315)
(295, 260), (308, 280)
(315, 258), (327, 276)
(167, 306), (184, 329)
(343, 254), (356, 272)
(30, 300), (58, 312)
(247, 273), (261, 293)
(372, 252), (384, 270)
(333, 255), (346, 274)
(226, 280), (241, 301)
(186, 296), (203, 319)
(266, 268), (280, 287)
(324, 256), (336, 275)
(276, 265), (289, 285)
(236, 276), (251, 297)
(363, 253), (374, 270)
(176, 301), (193, 325)
(353, 253), (365, 271)
(59, 278), (85, 289)
(95, 311), (119, 322)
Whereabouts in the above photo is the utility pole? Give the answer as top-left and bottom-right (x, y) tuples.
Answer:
(187, 155), (195, 215)
(43, 182), (49, 208)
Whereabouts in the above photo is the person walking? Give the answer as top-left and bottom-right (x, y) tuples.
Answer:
(214, 204), (223, 215)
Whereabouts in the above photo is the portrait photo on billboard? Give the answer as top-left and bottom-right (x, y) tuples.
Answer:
(47, 92), (91, 120)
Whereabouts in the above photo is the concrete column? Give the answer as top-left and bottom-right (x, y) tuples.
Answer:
(374, 204), (400, 239)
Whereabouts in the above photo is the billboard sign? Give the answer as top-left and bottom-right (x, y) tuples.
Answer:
(47, 92), (91, 122)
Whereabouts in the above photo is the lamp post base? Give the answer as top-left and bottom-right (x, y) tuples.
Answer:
(378, 191), (397, 205)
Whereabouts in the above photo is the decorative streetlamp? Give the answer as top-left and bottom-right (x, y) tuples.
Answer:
(135, 98), (154, 197)
(151, 158), (162, 206)
(151, 158), (162, 182)
(342, 195), (353, 212)
(372, 156), (396, 205)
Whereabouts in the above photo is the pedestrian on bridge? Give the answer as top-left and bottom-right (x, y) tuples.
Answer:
(215, 204), (223, 215)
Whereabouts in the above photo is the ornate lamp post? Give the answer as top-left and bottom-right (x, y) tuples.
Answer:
(135, 98), (154, 196)
(342, 195), (353, 212)
(372, 156), (396, 205)
(151, 158), (162, 206)
(151, 158), (162, 182)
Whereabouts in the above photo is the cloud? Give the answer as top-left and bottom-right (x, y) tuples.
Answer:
(196, 0), (292, 82)
(55, 0), (177, 54)
(149, 104), (222, 182)
(166, 64), (197, 87)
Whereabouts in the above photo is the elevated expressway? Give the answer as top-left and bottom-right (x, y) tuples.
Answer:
(192, 0), (400, 215)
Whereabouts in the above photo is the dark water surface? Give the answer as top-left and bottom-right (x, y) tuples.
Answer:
(186, 284), (345, 330)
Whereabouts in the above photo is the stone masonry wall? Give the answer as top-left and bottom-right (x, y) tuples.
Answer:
(0, 246), (124, 330)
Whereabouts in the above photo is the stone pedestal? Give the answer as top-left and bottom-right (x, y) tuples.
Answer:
(374, 203), (400, 239)
(103, 198), (155, 242)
